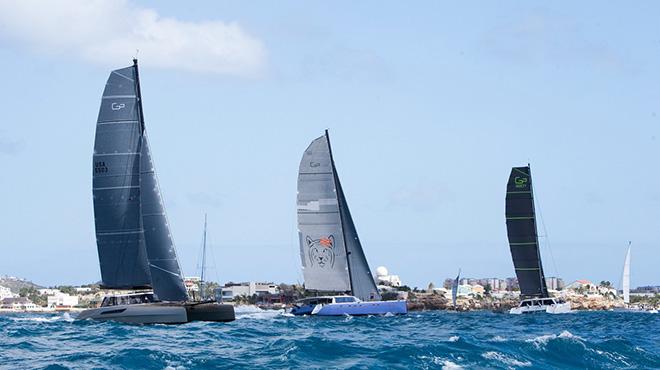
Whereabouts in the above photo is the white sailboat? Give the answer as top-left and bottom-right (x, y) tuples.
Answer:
(622, 242), (631, 306)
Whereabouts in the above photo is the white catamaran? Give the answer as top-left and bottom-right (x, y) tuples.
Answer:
(505, 165), (571, 314)
(77, 60), (234, 324)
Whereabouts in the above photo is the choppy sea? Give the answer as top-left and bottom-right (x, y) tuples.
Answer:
(1, 307), (658, 369)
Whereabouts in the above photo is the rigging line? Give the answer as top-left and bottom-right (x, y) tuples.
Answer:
(534, 187), (560, 278)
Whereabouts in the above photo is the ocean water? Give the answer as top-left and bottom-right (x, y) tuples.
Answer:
(1, 307), (658, 369)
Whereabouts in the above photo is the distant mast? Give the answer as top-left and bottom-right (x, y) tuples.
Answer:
(622, 242), (631, 305)
(200, 214), (208, 301)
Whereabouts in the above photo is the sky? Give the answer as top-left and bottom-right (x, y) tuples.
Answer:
(0, 1), (658, 289)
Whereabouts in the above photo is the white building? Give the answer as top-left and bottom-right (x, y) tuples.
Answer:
(375, 266), (402, 287)
(47, 293), (79, 308)
(221, 282), (280, 301)
(1, 297), (39, 311)
(0, 286), (17, 299)
(75, 287), (92, 293)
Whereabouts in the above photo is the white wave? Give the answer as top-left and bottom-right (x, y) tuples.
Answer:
(12, 313), (74, 323)
(482, 351), (531, 367)
(441, 360), (463, 369)
(233, 305), (288, 320)
(526, 330), (583, 349)
(448, 335), (460, 342)
(418, 356), (463, 369)
(489, 335), (508, 342)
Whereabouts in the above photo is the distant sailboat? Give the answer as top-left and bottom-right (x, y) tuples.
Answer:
(291, 130), (407, 316)
(622, 242), (631, 305)
(505, 165), (571, 314)
(77, 60), (234, 324)
(452, 269), (461, 307)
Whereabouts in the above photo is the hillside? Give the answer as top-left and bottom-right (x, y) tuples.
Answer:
(0, 276), (43, 293)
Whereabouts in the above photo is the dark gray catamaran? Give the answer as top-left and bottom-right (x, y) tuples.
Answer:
(77, 60), (234, 323)
(505, 165), (570, 314)
(291, 130), (406, 316)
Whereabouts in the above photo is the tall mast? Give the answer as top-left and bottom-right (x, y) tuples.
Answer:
(325, 129), (353, 295)
(200, 213), (208, 300)
(133, 58), (146, 133)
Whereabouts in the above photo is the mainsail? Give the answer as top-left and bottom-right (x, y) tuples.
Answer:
(93, 65), (152, 289)
(622, 243), (631, 304)
(505, 165), (549, 298)
(297, 131), (380, 301)
(93, 60), (188, 301)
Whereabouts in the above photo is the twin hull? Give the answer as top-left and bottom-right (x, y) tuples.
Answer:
(77, 302), (235, 324)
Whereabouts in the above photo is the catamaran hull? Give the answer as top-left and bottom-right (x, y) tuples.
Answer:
(509, 302), (571, 315)
(77, 302), (235, 324)
(293, 300), (407, 316)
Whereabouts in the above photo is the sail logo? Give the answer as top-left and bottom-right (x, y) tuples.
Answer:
(514, 177), (528, 188)
(111, 102), (126, 111)
(306, 235), (335, 268)
(310, 161), (320, 168)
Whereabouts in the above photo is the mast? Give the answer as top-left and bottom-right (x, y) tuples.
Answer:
(325, 129), (353, 295)
(133, 59), (146, 133)
(200, 214), (208, 300)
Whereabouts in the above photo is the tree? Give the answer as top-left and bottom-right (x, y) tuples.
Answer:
(599, 281), (611, 287)
(485, 284), (492, 295)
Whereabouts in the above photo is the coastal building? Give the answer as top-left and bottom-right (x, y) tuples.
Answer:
(457, 284), (472, 297)
(184, 276), (201, 295)
(545, 277), (565, 291)
(47, 293), (79, 308)
(471, 284), (485, 295)
(75, 287), (92, 293)
(375, 266), (401, 287)
(1, 297), (38, 311)
(221, 282), (280, 301)
(0, 286), (17, 300)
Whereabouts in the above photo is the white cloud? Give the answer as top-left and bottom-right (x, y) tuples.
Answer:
(0, 0), (266, 76)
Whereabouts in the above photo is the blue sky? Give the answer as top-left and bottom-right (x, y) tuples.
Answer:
(0, 1), (658, 288)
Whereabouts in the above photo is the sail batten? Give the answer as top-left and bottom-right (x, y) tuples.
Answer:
(505, 165), (549, 298)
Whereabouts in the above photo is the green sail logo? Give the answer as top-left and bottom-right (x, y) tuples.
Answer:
(514, 176), (528, 188)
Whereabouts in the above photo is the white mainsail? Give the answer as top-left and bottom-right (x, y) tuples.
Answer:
(622, 243), (631, 304)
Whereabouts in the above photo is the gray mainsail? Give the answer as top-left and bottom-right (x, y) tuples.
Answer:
(93, 65), (151, 289)
(93, 60), (188, 301)
(505, 165), (549, 298)
(296, 131), (379, 301)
